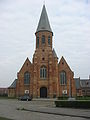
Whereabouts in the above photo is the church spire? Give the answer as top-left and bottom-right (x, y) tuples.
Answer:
(36, 5), (53, 34)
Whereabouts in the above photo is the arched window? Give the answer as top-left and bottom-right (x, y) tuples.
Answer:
(24, 72), (30, 84)
(40, 66), (47, 79)
(48, 36), (50, 45)
(37, 36), (39, 48)
(42, 35), (45, 44)
(60, 71), (67, 85)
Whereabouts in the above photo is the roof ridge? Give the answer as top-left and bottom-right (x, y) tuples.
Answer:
(52, 48), (58, 58)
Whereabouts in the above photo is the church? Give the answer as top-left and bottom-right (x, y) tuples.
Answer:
(8, 5), (76, 98)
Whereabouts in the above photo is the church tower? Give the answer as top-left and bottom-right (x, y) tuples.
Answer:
(35, 4), (53, 49)
(8, 4), (76, 98)
(33, 5), (58, 98)
(35, 5), (53, 49)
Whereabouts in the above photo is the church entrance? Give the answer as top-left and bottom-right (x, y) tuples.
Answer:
(40, 87), (47, 98)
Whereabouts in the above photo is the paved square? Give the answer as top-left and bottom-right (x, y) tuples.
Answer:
(0, 99), (90, 120)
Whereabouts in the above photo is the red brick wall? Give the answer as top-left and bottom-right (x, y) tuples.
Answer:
(9, 31), (76, 98)
(58, 57), (76, 97)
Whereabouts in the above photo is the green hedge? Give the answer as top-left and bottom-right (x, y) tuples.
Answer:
(55, 100), (90, 108)
(58, 96), (68, 100)
(76, 96), (90, 100)
(0, 94), (8, 97)
(58, 96), (90, 100)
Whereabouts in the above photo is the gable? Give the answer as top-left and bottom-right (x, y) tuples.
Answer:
(58, 56), (73, 73)
(18, 57), (32, 74)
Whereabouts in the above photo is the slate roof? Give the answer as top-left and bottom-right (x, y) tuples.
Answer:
(80, 79), (90, 88)
(8, 79), (17, 88)
(52, 49), (58, 58)
(36, 5), (52, 34)
(74, 78), (81, 89)
(74, 78), (90, 89)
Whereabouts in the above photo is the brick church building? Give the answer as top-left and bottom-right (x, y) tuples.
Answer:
(8, 5), (76, 98)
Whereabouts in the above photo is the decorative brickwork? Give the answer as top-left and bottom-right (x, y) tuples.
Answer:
(8, 5), (76, 98)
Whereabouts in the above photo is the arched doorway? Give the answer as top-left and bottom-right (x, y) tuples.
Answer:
(40, 87), (47, 98)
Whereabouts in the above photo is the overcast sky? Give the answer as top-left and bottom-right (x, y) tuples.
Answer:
(0, 0), (90, 87)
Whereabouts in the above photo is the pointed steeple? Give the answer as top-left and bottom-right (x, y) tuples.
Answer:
(36, 5), (53, 34)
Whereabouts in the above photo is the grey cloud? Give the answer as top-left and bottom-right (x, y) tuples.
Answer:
(0, 0), (90, 87)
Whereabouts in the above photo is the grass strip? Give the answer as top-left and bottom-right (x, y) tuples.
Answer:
(0, 117), (13, 120)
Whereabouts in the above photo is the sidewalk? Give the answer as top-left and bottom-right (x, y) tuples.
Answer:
(22, 100), (90, 119)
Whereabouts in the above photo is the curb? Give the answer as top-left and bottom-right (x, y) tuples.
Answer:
(21, 108), (90, 119)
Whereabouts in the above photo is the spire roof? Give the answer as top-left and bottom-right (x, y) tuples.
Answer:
(36, 5), (52, 34)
